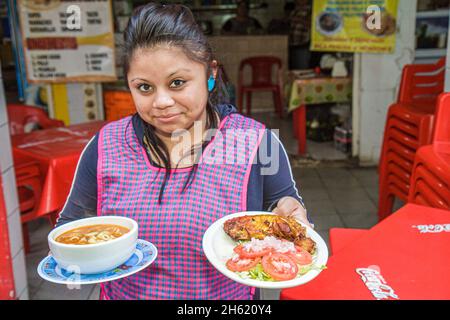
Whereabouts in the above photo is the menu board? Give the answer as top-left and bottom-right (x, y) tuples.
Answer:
(18, 0), (117, 83)
(311, 0), (399, 53)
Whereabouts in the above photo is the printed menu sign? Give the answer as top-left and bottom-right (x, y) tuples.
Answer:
(18, 0), (117, 83)
(311, 0), (399, 53)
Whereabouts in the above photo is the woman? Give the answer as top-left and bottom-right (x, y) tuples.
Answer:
(56, 2), (312, 300)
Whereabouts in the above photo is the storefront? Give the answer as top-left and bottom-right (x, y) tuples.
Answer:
(2, 1), (448, 162)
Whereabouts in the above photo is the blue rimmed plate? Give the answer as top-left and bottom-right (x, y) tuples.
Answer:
(37, 239), (157, 285)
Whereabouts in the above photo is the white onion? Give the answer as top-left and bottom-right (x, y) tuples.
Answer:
(242, 236), (296, 253)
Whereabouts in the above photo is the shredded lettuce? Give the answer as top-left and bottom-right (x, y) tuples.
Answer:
(248, 264), (275, 282)
(297, 264), (327, 276)
(236, 263), (327, 281)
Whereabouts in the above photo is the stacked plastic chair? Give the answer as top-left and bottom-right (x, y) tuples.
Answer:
(378, 58), (446, 221)
(407, 93), (450, 209)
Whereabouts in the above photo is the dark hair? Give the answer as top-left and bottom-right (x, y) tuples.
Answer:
(122, 2), (220, 204)
(284, 2), (295, 12)
(236, 0), (250, 10)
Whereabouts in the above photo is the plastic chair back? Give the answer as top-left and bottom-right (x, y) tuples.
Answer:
(432, 93), (450, 151)
(7, 104), (65, 135)
(238, 56), (282, 88)
(16, 166), (42, 222)
(398, 57), (446, 110)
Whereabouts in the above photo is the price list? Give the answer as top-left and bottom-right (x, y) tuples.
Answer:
(18, 0), (116, 83)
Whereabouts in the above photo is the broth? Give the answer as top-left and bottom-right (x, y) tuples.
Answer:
(55, 224), (130, 245)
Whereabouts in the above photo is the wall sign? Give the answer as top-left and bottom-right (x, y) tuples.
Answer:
(311, 0), (399, 53)
(18, 0), (117, 83)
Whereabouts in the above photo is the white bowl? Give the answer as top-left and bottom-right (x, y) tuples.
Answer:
(48, 216), (138, 274)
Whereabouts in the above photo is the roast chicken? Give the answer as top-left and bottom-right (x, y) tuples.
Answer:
(223, 214), (316, 254)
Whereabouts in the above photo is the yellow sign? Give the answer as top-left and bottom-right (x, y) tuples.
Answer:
(311, 0), (399, 53)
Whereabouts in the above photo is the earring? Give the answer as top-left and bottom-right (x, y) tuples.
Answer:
(208, 74), (215, 92)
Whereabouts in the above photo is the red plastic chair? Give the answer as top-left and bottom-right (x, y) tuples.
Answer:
(415, 165), (450, 200)
(13, 152), (58, 253)
(397, 58), (446, 112)
(237, 56), (284, 118)
(7, 104), (65, 135)
(378, 58), (446, 221)
(431, 92), (450, 147)
(408, 93), (450, 210)
(14, 154), (43, 254)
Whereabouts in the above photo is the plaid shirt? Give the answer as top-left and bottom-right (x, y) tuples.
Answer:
(289, 4), (312, 46)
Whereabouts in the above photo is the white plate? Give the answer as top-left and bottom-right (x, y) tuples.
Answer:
(37, 239), (157, 285)
(202, 211), (328, 289)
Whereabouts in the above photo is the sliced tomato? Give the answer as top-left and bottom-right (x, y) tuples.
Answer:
(233, 244), (272, 259)
(287, 246), (313, 265)
(226, 256), (261, 272)
(261, 253), (298, 281)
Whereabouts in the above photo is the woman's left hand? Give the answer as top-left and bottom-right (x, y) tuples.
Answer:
(272, 196), (314, 229)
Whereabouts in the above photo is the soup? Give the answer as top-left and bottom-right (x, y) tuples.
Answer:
(55, 224), (130, 245)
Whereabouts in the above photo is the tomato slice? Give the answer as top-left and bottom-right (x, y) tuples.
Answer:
(287, 246), (313, 265)
(233, 244), (272, 259)
(261, 253), (298, 281)
(226, 256), (261, 272)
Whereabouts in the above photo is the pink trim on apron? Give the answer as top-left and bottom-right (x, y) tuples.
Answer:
(241, 127), (266, 211)
(97, 128), (106, 300)
(97, 128), (105, 216)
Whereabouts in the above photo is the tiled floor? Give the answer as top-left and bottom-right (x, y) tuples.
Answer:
(24, 111), (401, 300)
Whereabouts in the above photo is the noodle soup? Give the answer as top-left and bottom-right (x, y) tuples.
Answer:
(48, 216), (138, 274)
(55, 224), (130, 245)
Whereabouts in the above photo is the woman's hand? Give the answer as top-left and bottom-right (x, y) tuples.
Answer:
(272, 196), (314, 229)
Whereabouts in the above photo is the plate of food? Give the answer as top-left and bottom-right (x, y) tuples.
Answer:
(362, 11), (396, 37)
(316, 11), (343, 36)
(37, 216), (157, 285)
(202, 211), (328, 289)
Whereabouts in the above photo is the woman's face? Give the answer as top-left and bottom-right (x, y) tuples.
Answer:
(127, 45), (209, 138)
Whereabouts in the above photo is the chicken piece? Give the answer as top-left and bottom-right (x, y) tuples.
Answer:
(223, 214), (316, 254)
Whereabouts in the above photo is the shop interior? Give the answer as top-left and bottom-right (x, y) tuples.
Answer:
(1, 0), (448, 162)
(0, 0), (449, 301)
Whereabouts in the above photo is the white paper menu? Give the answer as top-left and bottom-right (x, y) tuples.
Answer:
(18, 0), (117, 83)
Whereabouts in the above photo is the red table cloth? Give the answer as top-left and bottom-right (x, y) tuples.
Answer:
(12, 121), (107, 219)
(281, 204), (450, 300)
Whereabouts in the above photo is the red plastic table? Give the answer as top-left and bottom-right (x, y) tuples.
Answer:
(281, 204), (450, 300)
(11, 121), (107, 220)
(329, 228), (369, 255)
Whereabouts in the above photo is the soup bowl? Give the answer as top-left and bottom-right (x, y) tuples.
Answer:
(48, 216), (138, 274)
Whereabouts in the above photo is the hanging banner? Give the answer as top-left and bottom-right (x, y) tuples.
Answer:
(17, 0), (116, 83)
(311, 0), (399, 53)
